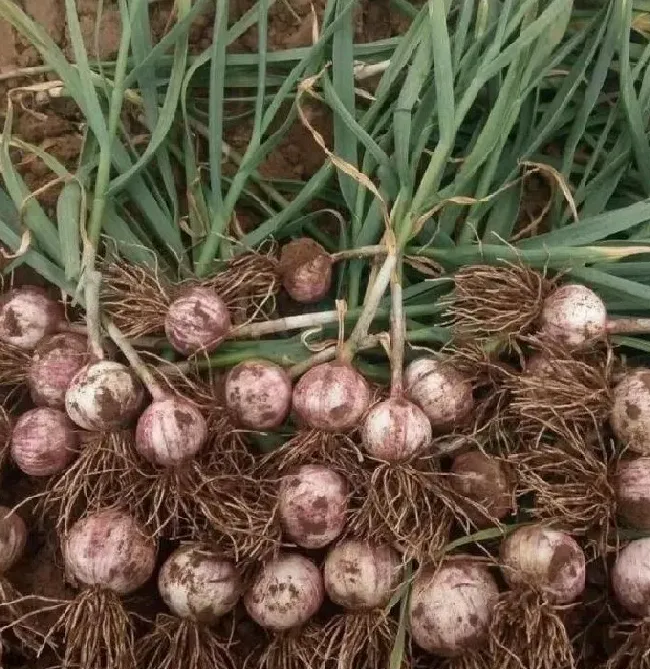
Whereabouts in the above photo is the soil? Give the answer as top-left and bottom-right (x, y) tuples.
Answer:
(0, 1), (415, 666)
(0, 0), (416, 212)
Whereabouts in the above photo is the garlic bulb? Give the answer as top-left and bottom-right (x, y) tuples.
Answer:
(500, 525), (585, 604)
(278, 465), (348, 549)
(0, 507), (27, 573)
(225, 359), (292, 430)
(64, 509), (156, 594)
(135, 397), (207, 466)
(65, 361), (144, 431)
(158, 544), (240, 624)
(278, 238), (333, 304)
(450, 451), (512, 528)
(409, 560), (498, 656)
(362, 397), (432, 462)
(244, 553), (324, 631)
(405, 358), (474, 431)
(28, 333), (88, 409)
(0, 286), (64, 350)
(611, 370), (650, 454)
(292, 361), (370, 432)
(612, 538), (650, 617)
(11, 407), (77, 476)
(164, 287), (231, 355)
(324, 540), (400, 610)
(615, 457), (650, 530)
(539, 284), (607, 346)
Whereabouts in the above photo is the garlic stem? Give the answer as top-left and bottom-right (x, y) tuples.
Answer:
(84, 270), (105, 363)
(606, 318), (650, 334)
(104, 320), (164, 400)
(289, 334), (381, 378)
(389, 266), (405, 397)
(340, 252), (397, 363)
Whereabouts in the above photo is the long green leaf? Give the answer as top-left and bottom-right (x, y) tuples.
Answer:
(518, 200), (650, 248)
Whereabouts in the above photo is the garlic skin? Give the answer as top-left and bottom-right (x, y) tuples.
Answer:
(405, 358), (474, 432)
(362, 397), (432, 462)
(225, 360), (292, 430)
(0, 286), (64, 350)
(0, 506), (27, 573)
(64, 509), (156, 595)
(244, 553), (324, 631)
(500, 526), (585, 604)
(292, 361), (370, 433)
(324, 541), (400, 611)
(450, 451), (512, 528)
(615, 457), (650, 529)
(409, 560), (498, 656)
(135, 397), (207, 467)
(278, 465), (348, 549)
(28, 333), (88, 409)
(611, 370), (650, 454)
(612, 538), (650, 617)
(11, 407), (77, 476)
(164, 287), (231, 355)
(65, 361), (144, 431)
(158, 544), (240, 624)
(278, 238), (333, 304)
(539, 284), (607, 347)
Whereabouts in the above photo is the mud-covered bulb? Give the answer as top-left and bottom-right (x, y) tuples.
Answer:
(450, 451), (512, 528)
(615, 457), (650, 530)
(0, 506), (27, 574)
(158, 544), (240, 623)
(225, 359), (292, 430)
(611, 369), (650, 455)
(409, 560), (498, 656)
(64, 509), (156, 595)
(28, 333), (88, 409)
(612, 538), (650, 617)
(244, 553), (324, 631)
(135, 396), (207, 467)
(292, 361), (370, 433)
(539, 284), (607, 347)
(324, 541), (400, 611)
(278, 238), (333, 304)
(65, 361), (144, 431)
(500, 525), (585, 604)
(165, 287), (231, 355)
(11, 407), (77, 476)
(362, 397), (431, 462)
(278, 465), (348, 549)
(0, 286), (64, 350)
(405, 358), (474, 432)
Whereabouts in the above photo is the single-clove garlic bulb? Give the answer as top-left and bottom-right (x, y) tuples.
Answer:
(405, 358), (474, 432)
(135, 396), (207, 466)
(244, 553), (324, 631)
(0, 286), (64, 350)
(28, 332), (88, 409)
(157, 544), (241, 623)
(11, 407), (77, 476)
(65, 360), (144, 431)
(164, 287), (231, 355)
(292, 361), (370, 433)
(409, 560), (498, 656)
(538, 284), (607, 347)
(362, 397), (432, 461)
(278, 238), (333, 304)
(278, 464), (348, 549)
(225, 359), (292, 430)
